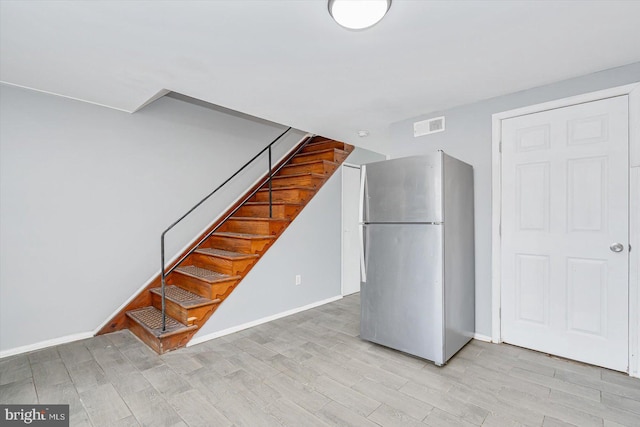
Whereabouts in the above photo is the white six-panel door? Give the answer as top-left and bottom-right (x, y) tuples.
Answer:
(501, 96), (629, 371)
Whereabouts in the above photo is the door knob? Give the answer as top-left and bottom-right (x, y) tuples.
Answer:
(610, 243), (624, 253)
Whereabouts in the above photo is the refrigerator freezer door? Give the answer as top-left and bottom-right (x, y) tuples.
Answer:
(360, 224), (444, 364)
(363, 154), (442, 223)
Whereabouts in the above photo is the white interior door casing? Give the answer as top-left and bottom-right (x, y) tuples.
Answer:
(342, 165), (361, 296)
(501, 96), (629, 372)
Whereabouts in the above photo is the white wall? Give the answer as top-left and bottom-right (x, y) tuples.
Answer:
(0, 85), (308, 354)
(346, 146), (388, 165)
(388, 61), (640, 337)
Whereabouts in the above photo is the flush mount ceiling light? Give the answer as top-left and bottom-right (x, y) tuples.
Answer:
(328, 0), (392, 30)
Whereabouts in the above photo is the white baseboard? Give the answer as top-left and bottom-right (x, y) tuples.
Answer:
(0, 332), (94, 359)
(188, 295), (343, 347)
(473, 333), (493, 342)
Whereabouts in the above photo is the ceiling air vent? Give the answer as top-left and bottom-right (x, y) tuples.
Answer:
(414, 116), (445, 137)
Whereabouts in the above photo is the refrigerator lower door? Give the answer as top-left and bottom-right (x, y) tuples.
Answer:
(360, 224), (444, 364)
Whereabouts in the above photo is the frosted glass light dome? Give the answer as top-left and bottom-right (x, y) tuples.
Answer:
(328, 0), (392, 30)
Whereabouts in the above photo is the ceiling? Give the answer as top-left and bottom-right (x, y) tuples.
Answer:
(2, 1), (640, 154)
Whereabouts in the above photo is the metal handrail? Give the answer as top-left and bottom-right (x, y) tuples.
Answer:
(160, 127), (314, 331)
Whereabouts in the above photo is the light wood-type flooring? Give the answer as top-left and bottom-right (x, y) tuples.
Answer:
(1, 294), (638, 426)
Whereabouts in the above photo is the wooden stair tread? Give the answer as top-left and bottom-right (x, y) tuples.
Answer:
(149, 285), (219, 309)
(294, 148), (348, 157)
(301, 141), (347, 152)
(174, 265), (241, 283)
(228, 216), (290, 223)
(243, 201), (304, 206)
(194, 248), (259, 260)
(256, 185), (315, 193)
(305, 137), (334, 145)
(126, 306), (196, 338)
(211, 231), (277, 240)
(270, 172), (325, 180)
(281, 159), (338, 169)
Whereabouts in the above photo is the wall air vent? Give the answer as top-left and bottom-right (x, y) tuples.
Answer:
(414, 116), (445, 137)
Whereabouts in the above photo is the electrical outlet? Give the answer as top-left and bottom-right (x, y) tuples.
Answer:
(295, 275), (301, 286)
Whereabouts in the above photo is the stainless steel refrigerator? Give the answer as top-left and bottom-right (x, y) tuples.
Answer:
(359, 151), (475, 365)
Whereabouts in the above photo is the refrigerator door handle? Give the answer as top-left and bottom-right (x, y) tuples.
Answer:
(359, 224), (367, 283)
(359, 165), (366, 224)
(359, 165), (367, 282)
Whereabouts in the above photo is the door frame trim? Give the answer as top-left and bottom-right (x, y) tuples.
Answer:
(491, 82), (640, 377)
(341, 162), (362, 296)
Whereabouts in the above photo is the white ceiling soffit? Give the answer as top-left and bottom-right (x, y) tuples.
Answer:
(1, 1), (640, 154)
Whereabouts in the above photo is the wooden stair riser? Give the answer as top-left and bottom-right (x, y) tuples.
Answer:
(289, 149), (349, 165)
(218, 218), (289, 235)
(127, 320), (163, 354)
(188, 252), (257, 276)
(263, 174), (324, 189)
(150, 292), (218, 327)
(235, 203), (302, 219)
(251, 188), (315, 204)
(301, 140), (350, 153)
(126, 317), (194, 355)
(206, 234), (274, 254)
(168, 273), (238, 300)
(310, 136), (332, 143)
(278, 161), (338, 177)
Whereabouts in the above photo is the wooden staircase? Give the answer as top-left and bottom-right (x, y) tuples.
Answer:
(97, 136), (354, 353)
